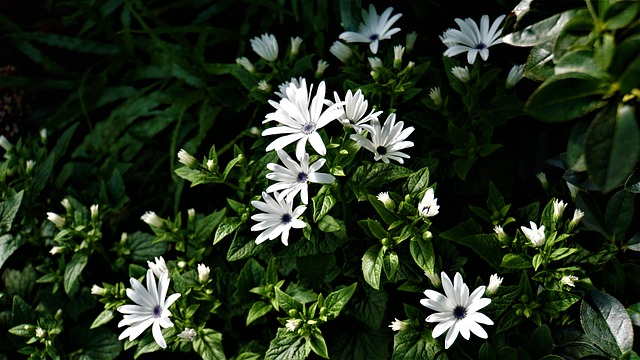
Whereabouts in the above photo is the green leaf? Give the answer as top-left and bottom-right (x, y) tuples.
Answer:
(479, 342), (497, 360)
(75, 328), (122, 360)
(215, 216), (243, 245)
(410, 238), (434, 273)
(626, 232), (640, 252)
(0, 190), (23, 233)
(193, 328), (226, 360)
(64, 251), (89, 296)
(275, 288), (302, 314)
(0, 234), (25, 271)
(496, 309), (524, 333)
(383, 251), (399, 280)
(308, 327), (329, 359)
(227, 234), (263, 261)
(392, 328), (442, 360)
(312, 186), (337, 223)
(195, 209), (226, 242)
(323, 283), (357, 319)
(445, 233), (506, 270)
(265, 328), (310, 360)
(367, 194), (398, 226)
(555, 50), (607, 78)
(317, 214), (341, 233)
(347, 285), (388, 329)
(581, 290), (634, 357)
(362, 245), (384, 290)
(540, 290), (580, 313)
(602, 1), (639, 30)
(628, 302), (640, 326)
(348, 163), (413, 201)
(246, 301), (272, 326)
(530, 325), (554, 358)
(128, 231), (167, 261)
(90, 309), (115, 329)
(500, 254), (533, 269)
(604, 190), (634, 240)
(525, 72), (609, 122)
(502, 9), (580, 47)
(524, 42), (555, 81)
(585, 105), (640, 192)
(403, 166), (430, 197)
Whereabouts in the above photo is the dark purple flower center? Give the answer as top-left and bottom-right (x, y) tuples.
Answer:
(297, 172), (308, 183)
(281, 214), (292, 224)
(153, 305), (162, 317)
(376, 146), (387, 155)
(369, 34), (379, 41)
(453, 305), (467, 319)
(475, 42), (487, 50)
(302, 122), (315, 134)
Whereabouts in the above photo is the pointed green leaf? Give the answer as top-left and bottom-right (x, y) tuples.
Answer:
(581, 290), (634, 357)
(362, 245), (384, 290)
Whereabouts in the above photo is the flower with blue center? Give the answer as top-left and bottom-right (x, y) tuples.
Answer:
(251, 191), (307, 246)
(350, 113), (414, 164)
(117, 269), (181, 349)
(421, 272), (493, 349)
(339, 4), (402, 54)
(440, 14), (506, 64)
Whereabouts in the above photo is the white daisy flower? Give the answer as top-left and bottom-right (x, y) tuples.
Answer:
(421, 272), (494, 349)
(506, 64), (525, 89)
(177, 328), (197, 342)
(250, 33), (279, 62)
(339, 4), (402, 54)
(440, 14), (506, 64)
(350, 113), (414, 164)
(418, 188), (440, 218)
(250, 191), (307, 246)
(332, 89), (382, 132)
(262, 79), (344, 161)
(329, 41), (353, 64)
(147, 256), (168, 279)
(117, 269), (181, 349)
(266, 149), (335, 205)
(520, 221), (546, 247)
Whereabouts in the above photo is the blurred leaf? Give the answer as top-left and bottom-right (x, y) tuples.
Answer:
(604, 190), (634, 241)
(0, 190), (23, 233)
(602, 1), (639, 30)
(503, 9), (579, 47)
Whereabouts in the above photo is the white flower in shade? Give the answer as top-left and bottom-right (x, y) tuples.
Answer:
(493, 225), (507, 241)
(329, 41), (353, 64)
(147, 256), (168, 279)
(177, 149), (197, 167)
(177, 328), (197, 342)
(521, 221), (546, 247)
(285, 318), (301, 332)
(315, 59), (329, 78)
(251, 191), (307, 246)
(90, 204), (99, 219)
(332, 89), (382, 132)
(197, 263), (210, 283)
(61, 198), (72, 211)
(266, 149), (335, 205)
(567, 181), (580, 201)
(418, 188), (440, 218)
(290, 36), (303, 56)
(425, 270), (441, 288)
(91, 284), (106, 296)
(429, 87), (443, 106)
(440, 15), (506, 64)
(250, 33), (279, 61)
(569, 209), (584, 230)
(257, 80), (271, 93)
(141, 211), (164, 228)
(235, 57), (255, 73)
(49, 246), (64, 255)
(451, 66), (470, 83)
(39, 128), (47, 143)
(206, 159), (215, 171)
(486, 274), (503, 296)
(377, 191), (393, 208)
(368, 57), (384, 70)
(506, 64), (525, 89)
(47, 212), (66, 228)
(553, 199), (567, 220)
(421, 272), (494, 349)
(560, 275), (578, 287)
(262, 79), (344, 161)
(350, 113), (414, 164)
(389, 318), (408, 331)
(393, 45), (405, 68)
(339, 5), (402, 54)
(35, 327), (45, 338)
(25, 160), (35, 173)
(536, 172), (549, 190)
(405, 31), (418, 53)
(117, 269), (181, 349)
(0, 135), (13, 152)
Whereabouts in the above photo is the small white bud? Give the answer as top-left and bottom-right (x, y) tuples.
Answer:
(236, 57), (255, 73)
(486, 274), (503, 296)
(141, 211), (164, 228)
(90, 204), (99, 219)
(91, 284), (106, 296)
(177, 149), (197, 167)
(0, 135), (13, 152)
(285, 318), (301, 332)
(188, 208), (196, 220)
(329, 41), (353, 64)
(506, 64), (525, 89)
(35, 327), (45, 338)
(553, 199), (567, 220)
(206, 159), (215, 171)
(47, 212), (66, 228)
(315, 59), (329, 78)
(560, 275), (578, 287)
(197, 263), (210, 283)
(177, 328), (197, 342)
(49, 246), (64, 255)
(389, 318), (408, 331)
(425, 270), (441, 288)
(368, 57), (383, 70)
(536, 172), (549, 190)
(567, 181), (580, 201)
(429, 87), (442, 106)
(257, 80), (271, 93)
(147, 256), (168, 278)
(290, 36), (303, 56)
(61, 198), (72, 211)
(393, 45), (405, 69)
(39, 128), (48, 143)
(25, 160), (36, 174)
(451, 66), (470, 83)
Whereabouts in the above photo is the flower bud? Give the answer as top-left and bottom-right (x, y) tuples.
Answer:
(197, 263), (210, 283)
(177, 149), (197, 168)
(486, 273), (503, 296)
(451, 66), (470, 83)
(90, 204), (99, 219)
(141, 211), (164, 228)
(47, 212), (66, 228)
(329, 41), (353, 64)
(315, 59), (329, 78)
(393, 45), (405, 69)
(91, 284), (106, 296)
(429, 87), (442, 107)
(290, 36), (303, 57)
(235, 57), (255, 73)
